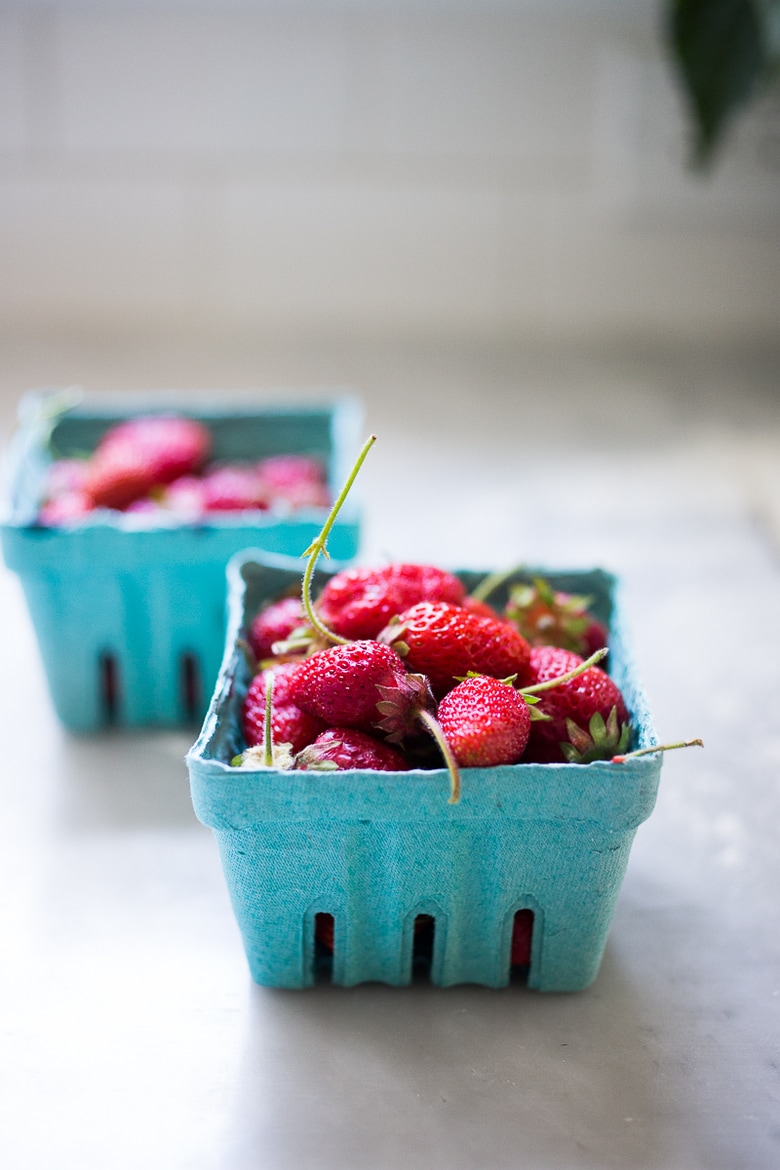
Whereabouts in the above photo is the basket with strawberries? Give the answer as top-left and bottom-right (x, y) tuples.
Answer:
(1, 390), (362, 730)
(187, 437), (700, 992)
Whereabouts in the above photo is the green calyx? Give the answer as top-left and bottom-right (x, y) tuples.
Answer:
(559, 707), (632, 764)
(505, 576), (597, 654)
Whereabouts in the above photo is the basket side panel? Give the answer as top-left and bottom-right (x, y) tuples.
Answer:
(213, 817), (636, 991)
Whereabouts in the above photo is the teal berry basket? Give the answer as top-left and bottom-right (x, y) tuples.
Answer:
(186, 550), (663, 992)
(0, 391), (363, 732)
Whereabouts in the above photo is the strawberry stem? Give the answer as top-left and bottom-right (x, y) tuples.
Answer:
(519, 646), (609, 696)
(469, 565), (524, 604)
(263, 673), (274, 768)
(417, 708), (462, 805)
(612, 737), (703, 763)
(300, 433), (377, 645)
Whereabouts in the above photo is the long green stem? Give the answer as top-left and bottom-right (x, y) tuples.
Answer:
(263, 674), (274, 768)
(417, 709), (462, 805)
(469, 565), (525, 604)
(300, 433), (377, 644)
(613, 738), (703, 762)
(519, 647), (608, 696)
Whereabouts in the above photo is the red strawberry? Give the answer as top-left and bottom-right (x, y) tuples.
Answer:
(505, 577), (608, 658)
(242, 662), (325, 755)
(248, 595), (306, 661)
(160, 475), (206, 519)
(315, 563), (466, 641)
(86, 415), (211, 509)
(523, 645), (630, 763)
(295, 728), (411, 771)
(98, 415), (210, 468)
(461, 595), (502, 621)
(380, 601), (532, 699)
(38, 490), (94, 525)
(257, 453), (326, 489)
(437, 675), (531, 767)
(44, 458), (90, 497)
(200, 465), (268, 512)
(286, 641), (432, 734)
(257, 454), (331, 509)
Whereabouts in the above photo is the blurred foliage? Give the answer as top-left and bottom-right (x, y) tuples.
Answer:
(667, 0), (780, 166)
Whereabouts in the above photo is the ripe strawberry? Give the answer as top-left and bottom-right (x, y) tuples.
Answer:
(505, 577), (609, 658)
(38, 490), (94, 525)
(286, 640), (432, 734)
(86, 415), (211, 509)
(380, 601), (532, 699)
(200, 464), (268, 512)
(160, 475), (206, 519)
(461, 595), (502, 621)
(437, 675), (531, 767)
(44, 458), (90, 497)
(523, 645), (630, 763)
(98, 414), (211, 469)
(242, 662), (325, 755)
(248, 595), (306, 661)
(315, 563), (466, 641)
(257, 453), (326, 490)
(295, 728), (411, 771)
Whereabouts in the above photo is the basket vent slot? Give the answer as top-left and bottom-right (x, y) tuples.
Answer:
(411, 914), (436, 983)
(313, 913), (334, 984)
(510, 909), (534, 985)
(180, 652), (202, 722)
(98, 651), (120, 725)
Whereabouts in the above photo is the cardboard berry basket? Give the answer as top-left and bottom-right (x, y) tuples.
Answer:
(185, 550), (663, 993)
(0, 391), (362, 731)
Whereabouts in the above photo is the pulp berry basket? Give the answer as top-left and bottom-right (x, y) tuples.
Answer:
(186, 550), (663, 992)
(0, 391), (362, 731)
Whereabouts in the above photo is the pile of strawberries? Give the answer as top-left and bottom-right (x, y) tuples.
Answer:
(38, 414), (330, 525)
(237, 561), (633, 798)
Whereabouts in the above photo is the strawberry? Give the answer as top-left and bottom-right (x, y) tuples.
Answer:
(295, 728), (411, 772)
(523, 645), (630, 764)
(505, 577), (609, 658)
(257, 453), (326, 490)
(160, 475), (206, 519)
(248, 595), (306, 661)
(38, 491), (94, 525)
(200, 464), (268, 512)
(315, 563), (466, 641)
(286, 640), (431, 734)
(44, 458), (90, 497)
(85, 415), (211, 509)
(437, 675), (531, 767)
(379, 601), (532, 699)
(461, 595), (502, 621)
(242, 662), (325, 755)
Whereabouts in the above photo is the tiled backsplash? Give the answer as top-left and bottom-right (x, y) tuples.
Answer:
(1, 2), (778, 339)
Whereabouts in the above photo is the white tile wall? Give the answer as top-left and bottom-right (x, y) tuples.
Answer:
(0, 10), (30, 153)
(0, 2), (778, 340)
(218, 177), (508, 331)
(0, 174), (191, 328)
(58, 11), (352, 157)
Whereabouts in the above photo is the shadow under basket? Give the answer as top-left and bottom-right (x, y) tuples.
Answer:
(0, 391), (362, 731)
(186, 552), (663, 992)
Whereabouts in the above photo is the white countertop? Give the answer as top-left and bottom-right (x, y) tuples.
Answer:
(1, 334), (779, 1169)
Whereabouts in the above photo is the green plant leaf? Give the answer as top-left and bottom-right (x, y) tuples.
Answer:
(667, 0), (779, 166)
